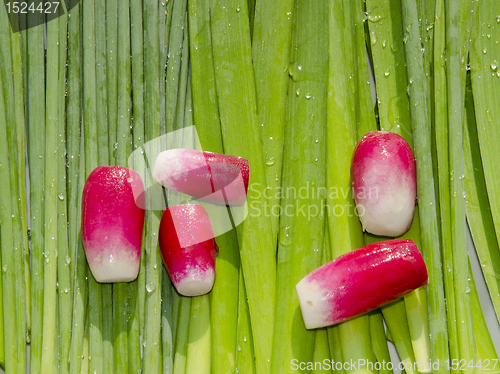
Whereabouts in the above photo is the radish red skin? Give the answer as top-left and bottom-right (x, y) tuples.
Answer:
(153, 148), (249, 205)
(159, 204), (218, 296)
(351, 131), (416, 237)
(82, 166), (145, 283)
(296, 239), (427, 329)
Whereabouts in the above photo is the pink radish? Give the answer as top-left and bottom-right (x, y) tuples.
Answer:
(159, 204), (218, 296)
(82, 166), (145, 283)
(296, 239), (427, 329)
(153, 148), (249, 205)
(351, 131), (416, 237)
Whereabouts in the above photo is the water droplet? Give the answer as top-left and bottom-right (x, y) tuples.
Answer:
(315, 138), (319, 143)
(66, 255), (71, 265)
(146, 282), (156, 292)
(305, 93), (312, 99)
(243, 336), (247, 342)
(382, 40), (386, 48)
(237, 346), (241, 352)
(486, 109), (493, 123)
(370, 31), (377, 45)
(280, 225), (292, 247)
(236, 6), (240, 12)
(266, 157), (275, 166)
(466, 63), (471, 71)
(491, 61), (498, 71)
(2, 264), (7, 272)
(58, 193), (65, 201)
(384, 69), (390, 77)
(483, 48), (487, 54)
(296, 88), (300, 96)
(366, 7), (387, 23)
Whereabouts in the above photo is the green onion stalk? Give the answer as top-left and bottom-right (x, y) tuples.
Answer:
(82, 1), (105, 373)
(365, 0), (431, 368)
(433, 0), (460, 370)
(10, 13), (31, 347)
(40, 15), (60, 373)
(1, 12), (29, 373)
(251, 0), (294, 244)
(142, 0), (164, 372)
(235, 272), (256, 374)
(161, 266), (174, 374)
(57, 7), (73, 374)
(210, 1), (276, 372)
(271, 0), (328, 370)
(463, 77), (500, 324)
(107, 0), (118, 165)
(188, 1), (241, 372)
(0, 68), (18, 374)
(67, 3), (88, 374)
(26, 12), (46, 374)
(470, 0), (500, 273)
(401, 0), (450, 371)
(446, 0), (476, 370)
(94, 0), (114, 371)
(66, 0), (82, 294)
(69, 121), (88, 374)
(469, 262), (500, 374)
(326, 1), (378, 373)
(131, 0), (146, 352)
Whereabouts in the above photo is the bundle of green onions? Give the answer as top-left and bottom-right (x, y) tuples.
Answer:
(0, 0), (500, 373)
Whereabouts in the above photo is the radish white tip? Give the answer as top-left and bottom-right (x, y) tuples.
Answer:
(89, 254), (140, 283)
(174, 269), (215, 297)
(296, 278), (329, 329)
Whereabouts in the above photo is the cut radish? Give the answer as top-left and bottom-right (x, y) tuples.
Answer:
(153, 148), (249, 205)
(159, 204), (218, 296)
(82, 166), (145, 283)
(296, 239), (427, 329)
(351, 131), (416, 237)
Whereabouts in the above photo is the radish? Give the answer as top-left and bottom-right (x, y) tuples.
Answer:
(159, 204), (219, 296)
(82, 166), (146, 283)
(153, 148), (249, 205)
(351, 131), (416, 237)
(296, 239), (427, 329)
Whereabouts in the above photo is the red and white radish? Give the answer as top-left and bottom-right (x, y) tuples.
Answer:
(351, 131), (416, 237)
(153, 148), (249, 205)
(82, 166), (145, 283)
(159, 204), (218, 296)
(296, 239), (427, 329)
